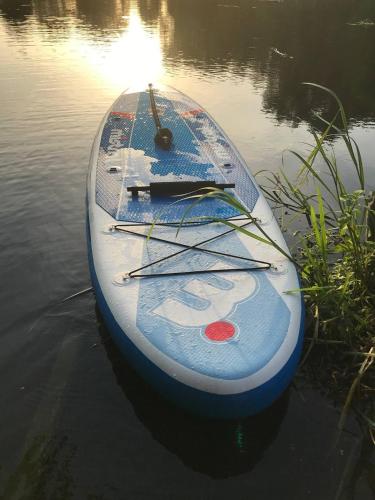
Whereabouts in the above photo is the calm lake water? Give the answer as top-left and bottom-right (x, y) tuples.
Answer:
(0, 1), (374, 499)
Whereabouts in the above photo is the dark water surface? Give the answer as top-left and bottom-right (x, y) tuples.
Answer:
(0, 1), (374, 499)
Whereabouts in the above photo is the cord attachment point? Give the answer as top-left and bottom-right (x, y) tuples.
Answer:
(268, 260), (288, 276)
(113, 272), (132, 286)
(102, 224), (117, 234)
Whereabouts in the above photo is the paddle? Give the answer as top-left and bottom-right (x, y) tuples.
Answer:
(148, 83), (173, 150)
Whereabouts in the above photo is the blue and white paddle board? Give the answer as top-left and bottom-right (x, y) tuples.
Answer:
(87, 85), (304, 418)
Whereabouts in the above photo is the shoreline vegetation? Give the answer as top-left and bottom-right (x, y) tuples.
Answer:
(182, 84), (374, 442)
(261, 84), (374, 443)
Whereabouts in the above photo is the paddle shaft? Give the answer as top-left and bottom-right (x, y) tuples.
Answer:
(148, 83), (173, 149)
(148, 83), (162, 132)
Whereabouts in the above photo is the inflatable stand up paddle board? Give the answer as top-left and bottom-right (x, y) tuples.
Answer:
(87, 84), (304, 418)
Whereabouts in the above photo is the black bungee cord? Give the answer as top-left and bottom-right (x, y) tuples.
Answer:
(112, 218), (272, 279)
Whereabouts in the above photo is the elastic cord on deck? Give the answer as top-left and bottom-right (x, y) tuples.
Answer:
(112, 218), (272, 279)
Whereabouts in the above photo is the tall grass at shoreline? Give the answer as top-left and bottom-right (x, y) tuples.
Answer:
(181, 84), (374, 440)
(261, 84), (374, 440)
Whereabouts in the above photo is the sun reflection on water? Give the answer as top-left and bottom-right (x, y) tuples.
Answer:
(68, 4), (164, 91)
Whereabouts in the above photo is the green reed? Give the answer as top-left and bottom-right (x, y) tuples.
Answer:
(181, 84), (374, 439)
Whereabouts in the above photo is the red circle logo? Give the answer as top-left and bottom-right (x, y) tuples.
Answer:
(204, 321), (236, 342)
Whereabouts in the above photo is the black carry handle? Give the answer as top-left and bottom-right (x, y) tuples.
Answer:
(127, 181), (235, 198)
(148, 83), (173, 150)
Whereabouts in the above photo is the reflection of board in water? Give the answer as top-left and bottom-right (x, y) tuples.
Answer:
(87, 84), (304, 418)
(97, 305), (289, 478)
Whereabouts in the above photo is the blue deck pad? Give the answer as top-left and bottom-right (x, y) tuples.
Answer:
(96, 90), (261, 222)
(135, 225), (290, 380)
(116, 91), (240, 222)
(133, 91), (216, 178)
